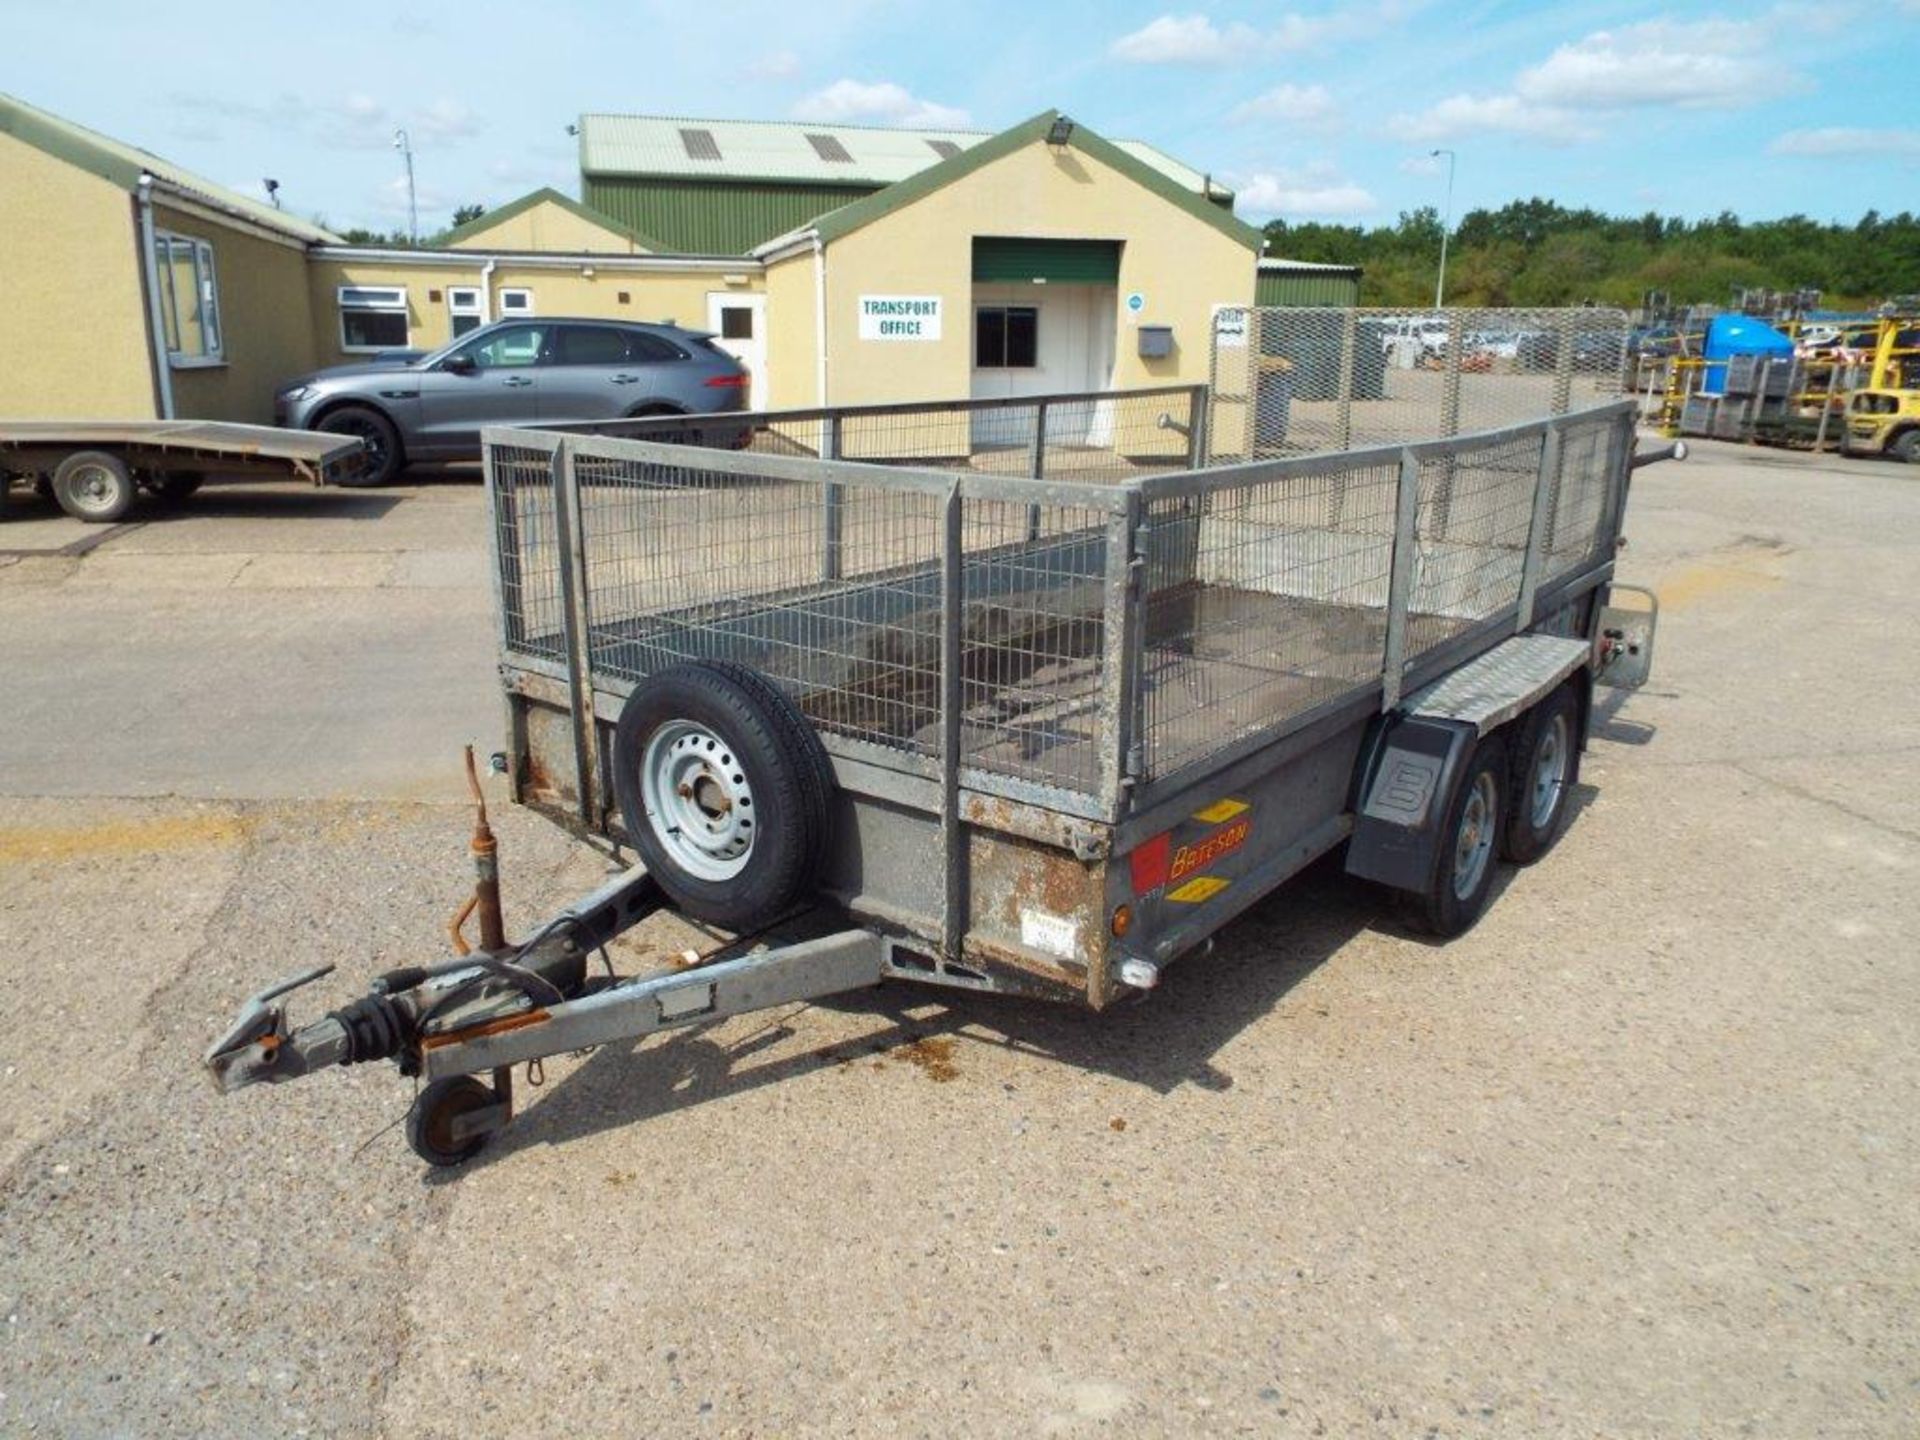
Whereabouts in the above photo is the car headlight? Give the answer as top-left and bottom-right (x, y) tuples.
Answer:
(278, 385), (315, 403)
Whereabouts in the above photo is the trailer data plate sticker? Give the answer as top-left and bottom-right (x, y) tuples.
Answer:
(1020, 909), (1081, 961)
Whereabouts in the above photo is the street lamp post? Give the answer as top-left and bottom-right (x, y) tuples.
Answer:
(393, 128), (418, 244)
(1430, 147), (1456, 310)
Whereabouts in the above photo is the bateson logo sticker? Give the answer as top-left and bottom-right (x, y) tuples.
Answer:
(1130, 799), (1250, 903)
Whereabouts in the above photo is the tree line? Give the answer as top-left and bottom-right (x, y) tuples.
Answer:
(1264, 201), (1920, 311)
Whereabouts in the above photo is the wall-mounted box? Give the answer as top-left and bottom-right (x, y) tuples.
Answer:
(1138, 324), (1173, 359)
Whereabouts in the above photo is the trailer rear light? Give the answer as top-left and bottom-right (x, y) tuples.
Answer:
(1110, 903), (1133, 938)
(704, 373), (749, 388)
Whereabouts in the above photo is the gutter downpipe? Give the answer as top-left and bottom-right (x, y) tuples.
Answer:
(812, 233), (828, 408)
(136, 172), (175, 419)
(479, 256), (497, 323)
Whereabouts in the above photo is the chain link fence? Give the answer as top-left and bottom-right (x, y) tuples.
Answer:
(1207, 307), (1632, 461)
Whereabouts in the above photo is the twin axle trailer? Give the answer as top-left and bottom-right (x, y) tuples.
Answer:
(206, 384), (1666, 1167)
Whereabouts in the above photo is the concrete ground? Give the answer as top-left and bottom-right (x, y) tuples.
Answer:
(0, 445), (1914, 1437)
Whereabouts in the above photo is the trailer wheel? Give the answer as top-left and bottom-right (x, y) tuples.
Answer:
(1401, 739), (1506, 938)
(613, 662), (834, 932)
(317, 406), (402, 487)
(53, 450), (137, 523)
(407, 1075), (499, 1167)
(1502, 686), (1580, 865)
(151, 471), (205, 502)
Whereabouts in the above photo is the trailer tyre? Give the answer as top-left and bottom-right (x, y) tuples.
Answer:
(613, 662), (834, 933)
(317, 406), (402, 487)
(1502, 686), (1580, 865)
(407, 1075), (499, 1167)
(53, 450), (137, 523)
(1401, 739), (1506, 938)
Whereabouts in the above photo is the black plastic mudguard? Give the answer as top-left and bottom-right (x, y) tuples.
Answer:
(1343, 714), (1478, 893)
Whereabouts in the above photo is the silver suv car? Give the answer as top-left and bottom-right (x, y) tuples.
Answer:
(274, 318), (750, 486)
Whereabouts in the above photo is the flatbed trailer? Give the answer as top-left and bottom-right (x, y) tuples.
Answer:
(205, 383), (1670, 1168)
(0, 419), (365, 522)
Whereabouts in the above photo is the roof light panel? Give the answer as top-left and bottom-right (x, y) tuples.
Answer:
(805, 133), (854, 163)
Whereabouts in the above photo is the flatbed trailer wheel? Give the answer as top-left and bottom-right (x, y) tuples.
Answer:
(407, 1075), (502, 1167)
(1401, 738), (1507, 938)
(613, 661), (834, 933)
(1503, 685), (1580, 864)
(53, 449), (136, 523)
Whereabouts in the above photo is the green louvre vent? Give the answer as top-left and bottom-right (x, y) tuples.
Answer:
(972, 238), (1122, 284)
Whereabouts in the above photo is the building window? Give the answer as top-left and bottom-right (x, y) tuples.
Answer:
(338, 285), (409, 351)
(498, 288), (534, 317)
(718, 305), (754, 340)
(154, 232), (222, 365)
(447, 286), (485, 338)
(975, 306), (1038, 369)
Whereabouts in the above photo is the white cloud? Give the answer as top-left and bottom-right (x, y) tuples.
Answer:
(1234, 164), (1377, 218)
(750, 51), (801, 80)
(1109, 14), (1260, 64)
(1770, 126), (1920, 157)
(166, 90), (482, 151)
(411, 99), (481, 144)
(792, 79), (969, 129)
(1110, 5), (1415, 64)
(1514, 18), (1786, 108)
(1230, 83), (1338, 128)
(373, 172), (451, 221)
(1389, 12), (1798, 146)
(1389, 92), (1597, 146)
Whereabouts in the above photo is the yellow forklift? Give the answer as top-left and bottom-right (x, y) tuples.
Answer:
(1838, 318), (1920, 462)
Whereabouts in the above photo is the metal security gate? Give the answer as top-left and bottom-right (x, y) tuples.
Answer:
(1209, 306), (1632, 461)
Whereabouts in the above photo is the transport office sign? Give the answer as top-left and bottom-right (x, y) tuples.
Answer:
(859, 295), (942, 341)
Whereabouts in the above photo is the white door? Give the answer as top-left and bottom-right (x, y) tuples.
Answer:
(969, 283), (1116, 447)
(705, 293), (767, 410)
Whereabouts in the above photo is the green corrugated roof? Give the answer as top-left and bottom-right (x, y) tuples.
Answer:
(440, 186), (672, 252)
(774, 111), (1261, 255)
(0, 89), (337, 244)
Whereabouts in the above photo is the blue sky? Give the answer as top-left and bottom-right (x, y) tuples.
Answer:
(5, 0), (1917, 235)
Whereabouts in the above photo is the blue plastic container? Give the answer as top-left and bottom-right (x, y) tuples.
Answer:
(1701, 315), (1794, 395)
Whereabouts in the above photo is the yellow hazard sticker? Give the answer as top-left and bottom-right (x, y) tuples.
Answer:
(1166, 875), (1231, 904)
(1191, 798), (1250, 824)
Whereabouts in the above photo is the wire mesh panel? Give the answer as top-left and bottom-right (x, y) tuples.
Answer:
(567, 440), (950, 757)
(1209, 307), (1630, 461)
(1403, 429), (1545, 660)
(955, 496), (1113, 795)
(484, 437), (565, 662)
(1138, 455), (1402, 782)
(1542, 412), (1620, 577)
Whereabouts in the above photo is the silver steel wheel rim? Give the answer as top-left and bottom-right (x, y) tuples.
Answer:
(1453, 771), (1497, 900)
(68, 464), (120, 514)
(1530, 715), (1569, 829)
(639, 720), (755, 882)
